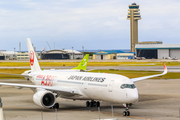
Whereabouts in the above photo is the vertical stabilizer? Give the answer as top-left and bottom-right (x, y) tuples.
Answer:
(27, 38), (41, 71)
(72, 54), (89, 70)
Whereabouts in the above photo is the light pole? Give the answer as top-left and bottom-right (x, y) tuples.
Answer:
(0, 97), (4, 120)
(14, 47), (16, 60)
(72, 47), (74, 59)
(82, 46), (84, 57)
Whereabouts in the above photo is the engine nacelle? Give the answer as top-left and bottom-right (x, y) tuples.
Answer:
(33, 91), (56, 108)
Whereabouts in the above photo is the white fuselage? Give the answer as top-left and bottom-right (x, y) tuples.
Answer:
(29, 71), (139, 104)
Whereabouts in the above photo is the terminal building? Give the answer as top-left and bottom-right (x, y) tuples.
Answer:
(117, 53), (134, 59)
(93, 50), (134, 60)
(17, 52), (40, 60)
(136, 44), (180, 59)
(93, 51), (118, 60)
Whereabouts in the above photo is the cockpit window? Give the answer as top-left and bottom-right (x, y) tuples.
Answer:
(120, 84), (136, 89)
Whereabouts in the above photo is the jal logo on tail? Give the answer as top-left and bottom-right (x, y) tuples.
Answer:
(30, 50), (34, 66)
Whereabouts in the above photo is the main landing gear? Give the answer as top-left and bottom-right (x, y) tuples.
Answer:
(53, 103), (59, 109)
(123, 104), (130, 116)
(86, 100), (100, 107)
(49, 103), (59, 109)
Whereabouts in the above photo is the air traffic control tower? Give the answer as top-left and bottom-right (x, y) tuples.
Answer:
(127, 2), (141, 52)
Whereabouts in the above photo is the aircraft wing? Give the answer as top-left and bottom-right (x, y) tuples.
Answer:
(86, 69), (97, 72)
(0, 82), (82, 96)
(130, 63), (167, 82)
(0, 72), (32, 78)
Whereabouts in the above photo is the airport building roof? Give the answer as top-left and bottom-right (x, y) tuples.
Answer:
(0, 51), (17, 54)
(93, 50), (125, 55)
(43, 49), (82, 54)
(136, 44), (180, 49)
(63, 49), (82, 54)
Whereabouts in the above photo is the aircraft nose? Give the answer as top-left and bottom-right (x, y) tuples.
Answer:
(128, 89), (139, 103)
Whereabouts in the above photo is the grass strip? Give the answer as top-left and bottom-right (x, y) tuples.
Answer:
(0, 69), (179, 79)
(89, 70), (180, 79)
(0, 69), (29, 79)
(0, 61), (180, 67)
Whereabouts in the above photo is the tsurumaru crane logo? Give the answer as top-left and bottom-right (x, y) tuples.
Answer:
(29, 50), (34, 66)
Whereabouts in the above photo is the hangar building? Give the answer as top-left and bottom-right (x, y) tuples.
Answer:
(63, 49), (83, 59)
(41, 49), (83, 60)
(0, 52), (5, 60)
(136, 44), (180, 59)
(41, 50), (69, 60)
(93, 50), (125, 60)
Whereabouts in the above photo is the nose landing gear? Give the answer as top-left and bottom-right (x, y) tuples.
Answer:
(123, 104), (130, 116)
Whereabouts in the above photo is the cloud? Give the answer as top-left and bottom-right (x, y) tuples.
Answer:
(0, 0), (180, 51)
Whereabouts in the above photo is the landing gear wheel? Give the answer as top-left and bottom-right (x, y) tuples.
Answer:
(123, 103), (131, 116)
(86, 100), (101, 108)
(126, 111), (130, 116)
(96, 101), (100, 107)
(86, 101), (90, 107)
(53, 103), (59, 109)
(90, 101), (94, 107)
(123, 111), (127, 116)
(93, 101), (97, 107)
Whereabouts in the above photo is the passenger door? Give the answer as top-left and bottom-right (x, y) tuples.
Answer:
(108, 80), (114, 92)
(83, 82), (88, 90)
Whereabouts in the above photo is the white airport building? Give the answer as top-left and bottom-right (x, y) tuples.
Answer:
(0, 51), (17, 60)
(135, 44), (180, 59)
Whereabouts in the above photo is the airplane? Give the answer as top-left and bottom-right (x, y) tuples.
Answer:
(21, 54), (89, 80)
(0, 38), (167, 116)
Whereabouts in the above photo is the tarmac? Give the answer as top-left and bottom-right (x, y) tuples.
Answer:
(0, 79), (180, 120)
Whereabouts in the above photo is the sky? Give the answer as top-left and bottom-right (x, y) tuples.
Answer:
(0, 0), (180, 51)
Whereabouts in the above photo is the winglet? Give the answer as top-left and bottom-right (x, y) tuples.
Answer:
(72, 54), (89, 70)
(27, 38), (41, 71)
(163, 63), (167, 75)
(131, 63), (167, 82)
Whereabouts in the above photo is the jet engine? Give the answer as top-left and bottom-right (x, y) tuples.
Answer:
(33, 90), (56, 108)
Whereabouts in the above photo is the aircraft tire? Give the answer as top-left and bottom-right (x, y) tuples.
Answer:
(123, 111), (127, 116)
(54, 103), (59, 109)
(126, 111), (130, 116)
(86, 101), (90, 107)
(93, 101), (97, 107)
(90, 101), (94, 107)
(96, 101), (100, 107)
